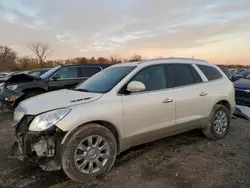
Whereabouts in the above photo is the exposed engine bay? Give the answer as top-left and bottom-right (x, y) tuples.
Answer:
(9, 115), (65, 171)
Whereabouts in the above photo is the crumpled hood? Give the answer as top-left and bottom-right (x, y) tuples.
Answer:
(234, 79), (250, 89)
(0, 76), (9, 83)
(7, 73), (40, 83)
(20, 89), (103, 115)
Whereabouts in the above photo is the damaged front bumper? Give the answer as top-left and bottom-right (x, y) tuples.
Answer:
(0, 88), (24, 110)
(9, 115), (65, 171)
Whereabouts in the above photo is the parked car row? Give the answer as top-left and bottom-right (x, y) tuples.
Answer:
(0, 64), (110, 109)
(8, 58), (235, 183)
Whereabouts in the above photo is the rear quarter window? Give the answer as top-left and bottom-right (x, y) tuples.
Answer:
(197, 64), (223, 81)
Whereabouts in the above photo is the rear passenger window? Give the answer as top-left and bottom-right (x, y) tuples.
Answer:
(197, 65), (222, 81)
(79, 66), (101, 78)
(166, 64), (202, 87)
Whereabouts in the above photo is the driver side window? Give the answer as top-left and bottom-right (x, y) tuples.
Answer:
(53, 67), (78, 80)
(130, 65), (168, 92)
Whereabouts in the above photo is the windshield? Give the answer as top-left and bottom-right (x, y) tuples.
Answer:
(41, 66), (61, 79)
(76, 66), (136, 93)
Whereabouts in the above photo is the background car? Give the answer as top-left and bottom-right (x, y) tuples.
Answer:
(232, 69), (250, 82)
(22, 68), (51, 77)
(218, 66), (232, 81)
(234, 72), (250, 106)
(0, 64), (111, 109)
(229, 68), (238, 76)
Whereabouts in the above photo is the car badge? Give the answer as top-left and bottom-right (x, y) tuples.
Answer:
(244, 89), (250, 93)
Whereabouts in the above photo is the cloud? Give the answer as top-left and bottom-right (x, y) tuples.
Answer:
(0, 0), (249, 64)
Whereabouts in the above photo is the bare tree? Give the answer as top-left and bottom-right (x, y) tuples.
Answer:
(0, 46), (18, 71)
(128, 53), (142, 62)
(109, 53), (122, 64)
(27, 42), (52, 64)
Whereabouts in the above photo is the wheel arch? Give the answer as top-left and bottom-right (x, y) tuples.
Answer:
(215, 99), (231, 114)
(61, 120), (121, 154)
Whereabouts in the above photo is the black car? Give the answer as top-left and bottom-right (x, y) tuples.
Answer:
(234, 72), (250, 106)
(218, 66), (232, 81)
(0, 64), (111, 110)
(22, 68), (51, 77)
(0, 69), (50, 84)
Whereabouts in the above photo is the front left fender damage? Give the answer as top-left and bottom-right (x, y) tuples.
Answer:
(9, 118), (65, 171)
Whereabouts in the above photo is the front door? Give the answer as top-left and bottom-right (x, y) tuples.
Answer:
(121, 64), (176, 146)
(48, 66), (82, 91)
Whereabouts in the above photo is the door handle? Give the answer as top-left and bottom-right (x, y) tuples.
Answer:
(162, 98), (173, 103)
(200, 92), (208, 96)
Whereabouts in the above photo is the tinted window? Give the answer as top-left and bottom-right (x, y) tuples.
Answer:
(53, 67), (78, 79)
(130, 65), (167, 92)
(41, 66), (61, 79)
(79, 66), (101, 77)
(197, 65), (222, 81)
(166, 64), (201, 87)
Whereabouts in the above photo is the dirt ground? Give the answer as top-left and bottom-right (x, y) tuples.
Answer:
(0, 111), (250, 188)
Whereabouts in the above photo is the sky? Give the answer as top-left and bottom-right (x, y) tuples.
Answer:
(0, 0), (250, 65)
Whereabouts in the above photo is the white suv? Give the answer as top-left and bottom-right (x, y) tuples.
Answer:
(11, 58), (235, 182)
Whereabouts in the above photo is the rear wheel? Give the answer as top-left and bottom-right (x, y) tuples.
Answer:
(61, 123), (117, 183)
(202, 104), (230, 140)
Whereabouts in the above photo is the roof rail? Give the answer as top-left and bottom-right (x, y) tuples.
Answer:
(142, 57), (209, 64)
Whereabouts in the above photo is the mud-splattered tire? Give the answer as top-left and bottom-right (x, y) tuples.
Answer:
(202, 104), (230, 140)
(61, 123), (117, 183)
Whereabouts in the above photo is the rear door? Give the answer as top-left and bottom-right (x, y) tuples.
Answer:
(78, 66), (102, 83)
(165, 63), (210, 129)
(122, 64), (176, 145)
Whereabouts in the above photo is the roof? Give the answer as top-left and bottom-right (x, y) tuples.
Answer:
(113, 57), (209, 67)
(62, 63), (112, 68)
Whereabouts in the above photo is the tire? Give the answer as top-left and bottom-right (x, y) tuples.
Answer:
(202, 104), (230, 140)
(61, 123), (117, 183)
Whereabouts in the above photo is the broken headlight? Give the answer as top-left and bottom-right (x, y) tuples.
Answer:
(29, 108), (71, 131)
(6, 84), (18, 90)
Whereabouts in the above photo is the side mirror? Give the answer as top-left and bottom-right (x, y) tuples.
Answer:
(126, 81), (145, 93)
(51, 74), (61, 80)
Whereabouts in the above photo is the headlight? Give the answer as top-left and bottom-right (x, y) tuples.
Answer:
(6, 85), (18, 90)
(29, 108), (71, 131)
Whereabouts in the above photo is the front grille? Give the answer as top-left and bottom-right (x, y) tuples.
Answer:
(235, 89), (250, 99)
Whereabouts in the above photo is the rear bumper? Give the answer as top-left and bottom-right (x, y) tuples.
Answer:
(0, 89), (24, 110)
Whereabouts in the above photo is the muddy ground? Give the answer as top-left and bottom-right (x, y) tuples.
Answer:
(0, 111), (250, 188)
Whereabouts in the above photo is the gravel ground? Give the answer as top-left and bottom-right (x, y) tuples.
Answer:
(0, 111), (250, 188)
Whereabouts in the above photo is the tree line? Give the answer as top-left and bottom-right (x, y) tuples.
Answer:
(0, 42), (248, 72)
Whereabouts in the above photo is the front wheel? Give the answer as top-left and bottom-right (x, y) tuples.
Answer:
(61, 123), (117, 183)
(202, 104), (230, 140)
